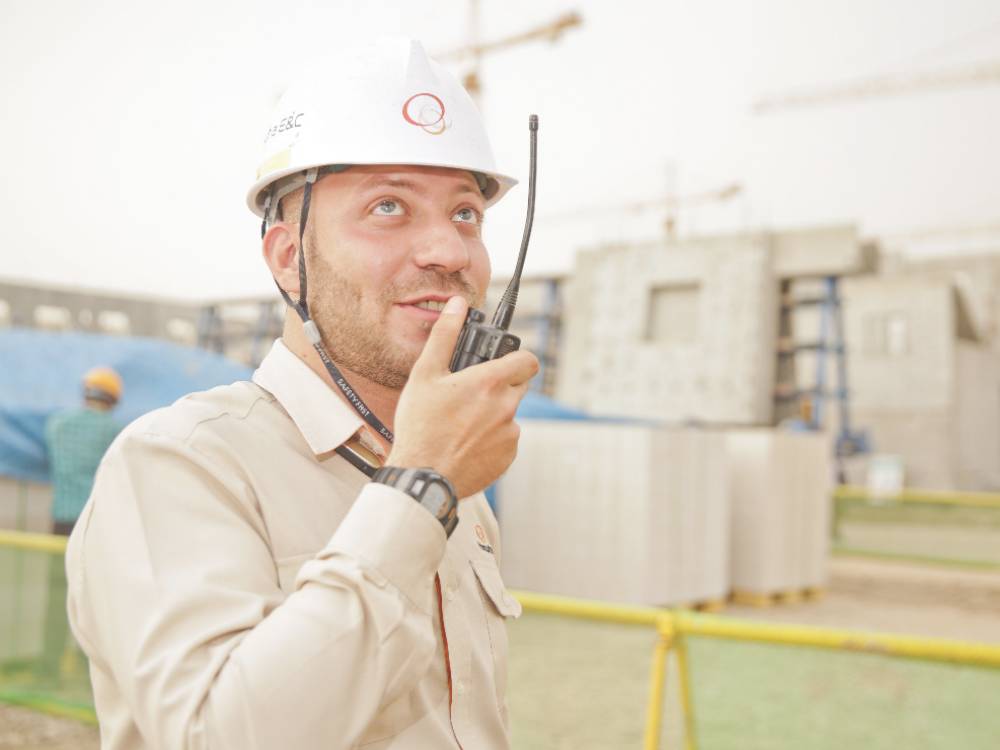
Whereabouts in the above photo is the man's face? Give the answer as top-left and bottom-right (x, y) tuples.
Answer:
(303, 164), (490, 389)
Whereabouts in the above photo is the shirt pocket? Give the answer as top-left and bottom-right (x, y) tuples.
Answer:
(471, 559), (522, 618)
(470, 558), (521, 714)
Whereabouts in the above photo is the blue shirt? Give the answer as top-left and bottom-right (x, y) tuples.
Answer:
(45, 406), (120, 523)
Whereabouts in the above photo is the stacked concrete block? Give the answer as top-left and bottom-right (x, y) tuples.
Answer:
(497, 420), (729, 607)
(725, 430), (832, 597)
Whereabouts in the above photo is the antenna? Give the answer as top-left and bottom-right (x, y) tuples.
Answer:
(491, 114), (538, 330)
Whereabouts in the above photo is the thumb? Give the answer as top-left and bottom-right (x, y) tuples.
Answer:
(412, 295), (469, 376)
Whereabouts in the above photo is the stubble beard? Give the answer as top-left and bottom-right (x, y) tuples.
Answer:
(306, 246), (482, 390)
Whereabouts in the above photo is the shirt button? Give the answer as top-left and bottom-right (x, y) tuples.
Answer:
(446, 586), (457, 602)
(455, 680), (467, 696)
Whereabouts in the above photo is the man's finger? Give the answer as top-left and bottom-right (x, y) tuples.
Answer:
(504, 351), (540, 387)
(412, 295), (469, 376)
(476, 350), (539, 387)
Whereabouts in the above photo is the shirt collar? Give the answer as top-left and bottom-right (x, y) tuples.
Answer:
(252, 339), (384, 458)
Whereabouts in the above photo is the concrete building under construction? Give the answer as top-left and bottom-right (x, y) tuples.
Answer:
(6, 224), (1000, 492)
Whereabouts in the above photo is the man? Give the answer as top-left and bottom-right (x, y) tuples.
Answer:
(45, 366), (122, 536)
(42, 365), (121, 681)
(66, 37), (538, 749)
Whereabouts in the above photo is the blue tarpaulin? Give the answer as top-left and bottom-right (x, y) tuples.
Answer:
(0, 329), (253, 482)
(0, 327), (600, 499)
(514, 390), (591, 421)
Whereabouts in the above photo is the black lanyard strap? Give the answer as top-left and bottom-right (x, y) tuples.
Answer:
(267, 170), (396, 447)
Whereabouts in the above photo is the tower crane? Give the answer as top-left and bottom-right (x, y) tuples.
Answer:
(542, 181), (744, 238)
(437, 7), (583, 101)
(753, 59), (1000, 113)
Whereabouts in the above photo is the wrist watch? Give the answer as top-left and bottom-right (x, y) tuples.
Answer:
(371, 466), (459, 537)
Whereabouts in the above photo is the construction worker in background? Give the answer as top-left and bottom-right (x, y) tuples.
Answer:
(65, 37), (537, 749)
(45, 366), (122, 536)
(41, 366), (122, 682)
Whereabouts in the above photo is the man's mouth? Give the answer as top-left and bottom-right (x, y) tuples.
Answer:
(395, 295), (461, 324)
(413, 300), (447, 312)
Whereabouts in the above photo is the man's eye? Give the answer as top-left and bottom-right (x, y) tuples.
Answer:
(452, 207), (481, 225)
(372, 199), (404, 216)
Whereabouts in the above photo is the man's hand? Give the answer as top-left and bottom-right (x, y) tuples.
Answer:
(388, 296), (539, 499)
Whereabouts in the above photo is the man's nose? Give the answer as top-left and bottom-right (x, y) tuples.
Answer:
(410, 216), (471, 273)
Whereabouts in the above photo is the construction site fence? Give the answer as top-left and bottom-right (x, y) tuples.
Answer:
(4, 529), (1000, 746)
(513, 589), (1000, 750)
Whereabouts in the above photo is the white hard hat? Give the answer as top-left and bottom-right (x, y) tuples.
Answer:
(247, 37), (517, 220)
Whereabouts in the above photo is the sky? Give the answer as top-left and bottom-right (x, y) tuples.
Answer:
(2, 0), (1000, 300)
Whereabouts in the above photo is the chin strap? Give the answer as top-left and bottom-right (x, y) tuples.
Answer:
(263, 168), (395, 451)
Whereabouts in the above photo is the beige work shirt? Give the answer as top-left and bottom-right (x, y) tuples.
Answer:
(66, 340), (522, 750)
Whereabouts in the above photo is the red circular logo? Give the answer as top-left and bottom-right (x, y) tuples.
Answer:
(402, 92), (448, 135)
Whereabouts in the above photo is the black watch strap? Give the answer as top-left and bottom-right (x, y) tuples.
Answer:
(372, 466), (459, 538)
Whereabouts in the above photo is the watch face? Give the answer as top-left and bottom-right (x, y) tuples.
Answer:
(420, 481), (449, 519)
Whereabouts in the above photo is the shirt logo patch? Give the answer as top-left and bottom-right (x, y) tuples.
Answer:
(474, 524), (494, 554)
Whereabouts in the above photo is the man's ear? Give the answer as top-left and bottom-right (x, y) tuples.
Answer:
(262, 223), (301, 295)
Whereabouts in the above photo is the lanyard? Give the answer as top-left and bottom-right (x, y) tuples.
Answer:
(264, 169), (396, 456)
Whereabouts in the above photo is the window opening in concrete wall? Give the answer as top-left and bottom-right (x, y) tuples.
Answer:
(98, 310), (131, 335)
(862, 311), (909, 356)
(885, 313), (909, 356)
(77, 308), (94, 328)
(34, 305), (72, 330)
(645, 283), (700, 345)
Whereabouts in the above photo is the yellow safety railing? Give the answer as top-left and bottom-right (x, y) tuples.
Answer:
(5, 530), (1000, 747)
(512, 589), (1000, 750)
(833, 484), (1000, 510)
(0, 529), (68, 554)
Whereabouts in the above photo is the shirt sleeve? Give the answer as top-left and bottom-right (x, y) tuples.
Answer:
(67, 427), (447, 750)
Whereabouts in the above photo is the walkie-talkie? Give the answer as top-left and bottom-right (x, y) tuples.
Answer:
(450, 114), (539, 372)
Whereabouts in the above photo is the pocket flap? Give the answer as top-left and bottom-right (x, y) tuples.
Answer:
(471, 559), (522, 618)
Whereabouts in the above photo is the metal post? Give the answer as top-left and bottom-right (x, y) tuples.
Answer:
(643, 616), (674, 750)
(674, 633), (697, 750)
(813, 277), (833, 430)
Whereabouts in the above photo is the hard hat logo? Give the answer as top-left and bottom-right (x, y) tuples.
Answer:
(264, 111), (305, 144)
(402, 93), (449, 135)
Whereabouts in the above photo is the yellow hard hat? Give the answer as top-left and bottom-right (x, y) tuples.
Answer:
(83, 366), (123, 403)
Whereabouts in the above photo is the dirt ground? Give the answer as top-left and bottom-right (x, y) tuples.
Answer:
(507, 556), (1000, 749)
(0, 704), (97, 750)
(727, 555), (1000, 643)
(3, 556), (999, 749)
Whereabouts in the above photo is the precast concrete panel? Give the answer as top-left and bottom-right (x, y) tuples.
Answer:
(557, 238), (778, 425)
(770, 225), (871, 278)
(843, 277), (954, 411)
(954, 342), (1000, 490)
